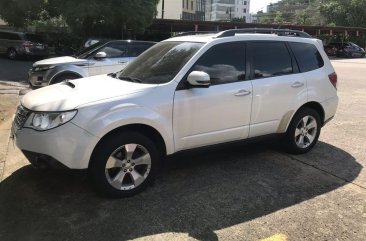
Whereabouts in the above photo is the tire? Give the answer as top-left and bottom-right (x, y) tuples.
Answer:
(7, 48), (17, 59)
(51, 74), (79, 85)
(284, 108), (321, 154)
(89, 131), (161, 198)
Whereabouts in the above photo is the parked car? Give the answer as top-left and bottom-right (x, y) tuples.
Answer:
(28, 40), (156, 88)
(0, 30), (49, 59)
(12, 29), (338, 197)
(324, 42), (365, 58)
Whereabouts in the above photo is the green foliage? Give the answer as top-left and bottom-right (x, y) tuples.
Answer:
(0, 0), (46, 27)
(0, 0), (159, 36)
(320, 0), (366, 27)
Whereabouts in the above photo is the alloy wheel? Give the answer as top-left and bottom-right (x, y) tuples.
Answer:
(105, 143), (152, 190)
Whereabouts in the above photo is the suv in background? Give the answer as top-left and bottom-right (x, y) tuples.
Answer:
(0, 30), (49, 59)
(12, 29), (338, 197)
(324, 42), (365, 58)
(28, 40), (156, 88)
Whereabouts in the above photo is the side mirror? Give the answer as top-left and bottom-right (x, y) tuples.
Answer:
(187, 71), (210, 87)
(94, 52), (107, 59)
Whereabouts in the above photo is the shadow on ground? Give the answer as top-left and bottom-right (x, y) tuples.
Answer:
(0, 141), (361, 241)
(0, 57), (33, 82)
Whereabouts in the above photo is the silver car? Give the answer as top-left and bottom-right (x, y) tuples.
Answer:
(0, 30), (49, 59)
(28, 40), (156, 88)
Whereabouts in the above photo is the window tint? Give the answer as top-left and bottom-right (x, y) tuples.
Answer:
(128, 42), (154, 57)
(191, 42), (246, 85)
(98, 42), (127, 58)
(25, 34), (43, 43)
(0, 32), (20, 40)
(289, 42), (324, 72)
(252, 42), (293, 79)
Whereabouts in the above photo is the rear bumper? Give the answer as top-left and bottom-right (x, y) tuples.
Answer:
(321, 96), (339, 124)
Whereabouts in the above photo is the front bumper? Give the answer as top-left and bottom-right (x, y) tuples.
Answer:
(28, 69), (51, 88)
(13, 121), (100, 169)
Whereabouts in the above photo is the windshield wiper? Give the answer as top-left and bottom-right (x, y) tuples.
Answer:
(118, 76), (142, 83)
(107, 72), (117, 78)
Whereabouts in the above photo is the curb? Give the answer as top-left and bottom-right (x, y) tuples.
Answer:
(0, 81), (29, 181)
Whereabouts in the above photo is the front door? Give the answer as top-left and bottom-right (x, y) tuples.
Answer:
(88, 41), (129, 76)
(173, 42), (253, 151)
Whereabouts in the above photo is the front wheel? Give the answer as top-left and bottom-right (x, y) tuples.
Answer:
(284, 108), (321, 154)
(89, 131), (161, 197)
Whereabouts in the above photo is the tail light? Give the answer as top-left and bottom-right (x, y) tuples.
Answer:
(22, 41), (34, 48)
(328, 72), (337, 89)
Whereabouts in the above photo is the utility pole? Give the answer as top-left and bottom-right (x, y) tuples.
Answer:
(161, 0), (165, 19)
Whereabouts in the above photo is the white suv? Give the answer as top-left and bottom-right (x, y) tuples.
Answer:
(12, 29), (338, 197)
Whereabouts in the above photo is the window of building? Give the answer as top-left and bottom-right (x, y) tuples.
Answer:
(243, 8), (246, 13)
(186, 0), (188, 9)
(191, 0), (193, 10)
(190, 42), (246, 85)
(289, 42), (324, 72)
(251, 42), (293, 79)
(244, 1), (247, 5)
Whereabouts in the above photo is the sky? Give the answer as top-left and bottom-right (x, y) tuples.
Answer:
(250, 0), (280, 13)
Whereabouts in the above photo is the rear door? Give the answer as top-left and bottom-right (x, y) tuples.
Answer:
(248, 41), (307, 137)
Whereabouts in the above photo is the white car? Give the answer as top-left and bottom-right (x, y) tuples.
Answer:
(28, 40), (156, 88)
(12, 29), (338, 197)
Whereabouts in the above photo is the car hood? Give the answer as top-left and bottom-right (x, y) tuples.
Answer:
(33, 56), (87, 67)
(21, 75), (157, 112)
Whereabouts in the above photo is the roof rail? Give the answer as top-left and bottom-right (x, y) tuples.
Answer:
(174, 31), (219, 37)
(216, 28), (312, 38)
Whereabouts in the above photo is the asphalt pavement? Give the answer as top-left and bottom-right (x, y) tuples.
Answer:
(0, 57), (365, 241)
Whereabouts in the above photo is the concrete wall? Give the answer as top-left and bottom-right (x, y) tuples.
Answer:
(156, 0), (183, 20)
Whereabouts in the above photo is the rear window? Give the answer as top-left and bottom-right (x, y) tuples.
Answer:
(25, 34), (43, 43)
(251, 42), (293, 79)
(289, 42), (324, 72)
(0, 32), (21, 40)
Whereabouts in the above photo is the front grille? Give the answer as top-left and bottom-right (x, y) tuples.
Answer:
(14, 105), (30, 130)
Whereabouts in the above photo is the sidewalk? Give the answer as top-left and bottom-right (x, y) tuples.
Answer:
(0, 81), (29, 181)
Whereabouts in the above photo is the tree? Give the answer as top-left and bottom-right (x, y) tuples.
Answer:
(0, 0), (159, 37)
(0, 0), (46, 27)
(320, 0), (366, 27)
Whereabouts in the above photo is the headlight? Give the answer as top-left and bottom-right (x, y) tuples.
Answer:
(33, 65), (55, 72)
(24, 110), (77, 131)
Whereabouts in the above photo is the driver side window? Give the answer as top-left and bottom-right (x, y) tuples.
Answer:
(97, 42), (127, 58)
(190, 42), (246, 85)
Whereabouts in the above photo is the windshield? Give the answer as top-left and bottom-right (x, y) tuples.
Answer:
(77, 41), (107, 59)
(117, 41), (203, 84)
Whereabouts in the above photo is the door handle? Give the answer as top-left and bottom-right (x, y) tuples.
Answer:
(118, 61), (128, 64)
(291, 82), (304, 88)
(235, 89), (251, 96)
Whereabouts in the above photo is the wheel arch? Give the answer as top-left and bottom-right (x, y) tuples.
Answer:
(278, 101), (325, 133)
(49, 71), (83, 84)
(89, 124), (167, 169)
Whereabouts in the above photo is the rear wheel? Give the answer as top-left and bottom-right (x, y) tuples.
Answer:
(89, 131), (161, 197)
(7, 48), (17, 59)
(284, 108), (321, 154)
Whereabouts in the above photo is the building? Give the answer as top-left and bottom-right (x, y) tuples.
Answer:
(156, 0), (183, 19)
(156, 0), (206, 21)
(182, 0), (206, 21)
(0, 18), (6, 26)
(206, 0), (251, 22)
(156, 0), (251, 22)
